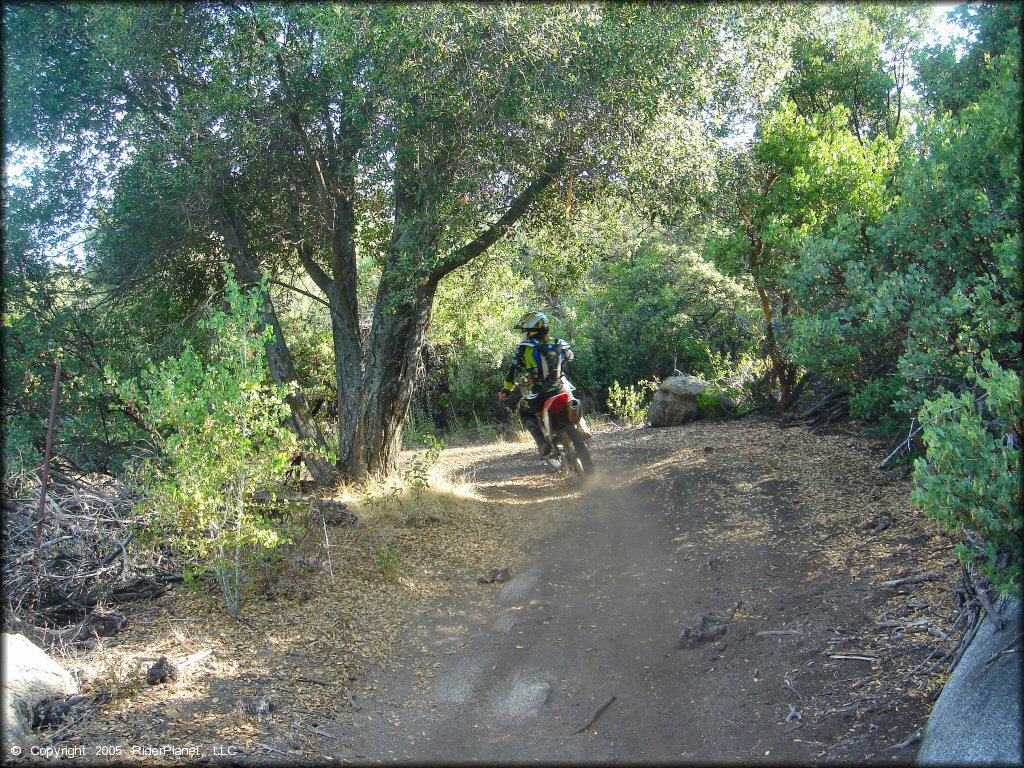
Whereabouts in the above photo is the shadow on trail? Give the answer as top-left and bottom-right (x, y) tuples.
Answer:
(327, 430), (837, 764)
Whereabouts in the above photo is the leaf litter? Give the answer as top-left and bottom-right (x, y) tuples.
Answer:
(32, 418), (962, 763)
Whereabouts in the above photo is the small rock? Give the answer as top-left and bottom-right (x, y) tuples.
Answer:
(245, 695), (274, 722)
(477, 568), (511, 584)
(715, 641), (728, 652)
(318, 501), (357, 527)
(146, 657), (179, 686)
(676, 614), (728, 649)
(70, 663), (99, 686)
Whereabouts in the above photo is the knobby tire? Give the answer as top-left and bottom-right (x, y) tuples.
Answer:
(566, 425), (594, 477)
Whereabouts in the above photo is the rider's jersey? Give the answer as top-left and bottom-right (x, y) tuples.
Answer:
(503, 338), (574, 395)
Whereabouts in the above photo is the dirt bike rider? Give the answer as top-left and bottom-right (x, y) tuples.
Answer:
(498, 311), (577, 459)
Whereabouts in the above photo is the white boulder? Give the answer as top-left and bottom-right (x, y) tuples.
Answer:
(647, 375), (733, 427)
(2, 633), (79, 747)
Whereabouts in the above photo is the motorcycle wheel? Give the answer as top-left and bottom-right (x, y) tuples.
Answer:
(563, 425), (594, 477)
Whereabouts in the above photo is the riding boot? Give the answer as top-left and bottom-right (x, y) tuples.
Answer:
(521, 412), (554, 457)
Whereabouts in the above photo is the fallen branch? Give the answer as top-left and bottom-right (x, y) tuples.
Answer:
(180, 649), (214, 668)
(784, 677), (804, 702)
(305, 725), (344, 742)
(879, 571), (944, 589)
(976, 589), (1004, 630)
(343, 689), (360, 711)
(296, 677), (337, 687)
(877, 618), (931, 630)
(918, 647), (956, 677)
(253, 743), (287, 756)
(980, 632), (1022, 672)
(230, 614), (258, 631)
(948, 613), (984, 675)
(757, 630), (801, 637)
(101, 531), (135, 567)
(797, 388), (849, 420)
(885, 729), (922, 751)
(877, 420), (923, 470)
(573, 695), (617, 735)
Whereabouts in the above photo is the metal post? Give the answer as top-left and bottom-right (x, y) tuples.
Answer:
(29, 362), (62, 612)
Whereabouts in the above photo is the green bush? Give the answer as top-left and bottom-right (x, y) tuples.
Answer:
(912, 353), (1022, 597)
(607, 378), (659, 426)
(116, 272), (301, 616)
(375, 543), (402, 583)
(574, 238), (757, 399)
(1, 259), (148, 488)
(786, 29), (1021, 430)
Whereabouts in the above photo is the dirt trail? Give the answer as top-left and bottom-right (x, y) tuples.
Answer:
(322, 418), (957, 764)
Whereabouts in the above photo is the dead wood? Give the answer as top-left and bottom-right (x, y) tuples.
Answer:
(146, 656), (179, 685)
(305, 725), (343, 741)
(976, 589), (1004, 630)
(573, 695), (617, 734)
(980, 632), (1022, 671)
(2, 473), (163, 628)
(879, 571), (944, 589)
(296, 677), (337, 687)
(5, 608), (127, 648)
(885, 729), (922, 751)
(798, 388), (849, 420)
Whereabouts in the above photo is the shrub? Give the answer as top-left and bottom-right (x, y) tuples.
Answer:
(607, 378), (659, 426)
(116, 272), (301, 616)
(375, 542), (402, 583)
(911, 353), (1022, 597)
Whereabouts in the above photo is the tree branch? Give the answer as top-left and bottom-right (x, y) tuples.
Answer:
(258, 26), (333, 216)
(433, 151), (567, 280)
(268, 279), (329, 308)
(286, 185), (332, 294)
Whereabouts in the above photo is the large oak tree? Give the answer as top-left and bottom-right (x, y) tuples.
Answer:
(5, 2), (771, 479)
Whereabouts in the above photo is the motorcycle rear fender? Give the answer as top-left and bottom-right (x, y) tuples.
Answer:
(542, 393), (571, 436)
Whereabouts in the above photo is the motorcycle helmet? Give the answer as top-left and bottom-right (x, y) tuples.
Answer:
(514, 311), (549, 338)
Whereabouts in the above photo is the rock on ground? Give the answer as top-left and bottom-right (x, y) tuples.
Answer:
(675, 613), (728, 649)
(2, 633), (79, 747)
(648, 375), (732, 427)
(917, 597), (1022, 767)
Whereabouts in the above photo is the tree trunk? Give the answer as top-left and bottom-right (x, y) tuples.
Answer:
(327, 170), (364, 475)
(755, 283), (794, 413)
(353, 275), (437, 479)
(329, 298), (362, 474)
(216, 205), (339, 486)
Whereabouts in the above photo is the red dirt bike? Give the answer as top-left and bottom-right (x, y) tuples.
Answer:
(506, 376), (594, 478)
(538, 389), (594, 478)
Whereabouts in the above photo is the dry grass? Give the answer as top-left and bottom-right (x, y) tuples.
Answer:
(36, 450), (527, 762)
(23, 417), (961, 763)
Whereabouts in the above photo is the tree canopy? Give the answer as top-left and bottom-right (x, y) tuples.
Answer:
(5, 2), (787, 478)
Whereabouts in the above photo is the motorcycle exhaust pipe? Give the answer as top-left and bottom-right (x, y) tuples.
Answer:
(567, 398), (582, 424)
